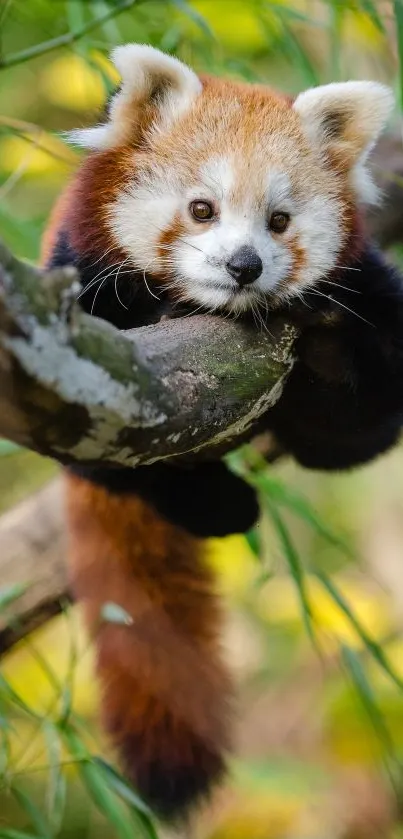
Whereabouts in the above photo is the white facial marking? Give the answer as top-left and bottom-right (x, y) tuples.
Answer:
(167, 161), (343, 310)
(108, 149), (345, 314)
(109, 170), (181, 268)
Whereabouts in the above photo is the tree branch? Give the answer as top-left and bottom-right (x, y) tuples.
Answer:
(0, 240), (297, 467)
(0, 0), (140, 70)
(0, 479), (67, 655)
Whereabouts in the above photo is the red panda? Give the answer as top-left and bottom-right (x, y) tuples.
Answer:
(42, 44), (403, 821)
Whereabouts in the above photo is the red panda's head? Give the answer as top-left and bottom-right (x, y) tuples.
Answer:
(69, 45), (393, 314)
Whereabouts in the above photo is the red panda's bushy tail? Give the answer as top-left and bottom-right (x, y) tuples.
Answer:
(65, 473), (232, 821)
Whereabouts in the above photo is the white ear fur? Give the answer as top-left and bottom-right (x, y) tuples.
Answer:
(68, 44), (202, 150)
(293, 81), (394, 204)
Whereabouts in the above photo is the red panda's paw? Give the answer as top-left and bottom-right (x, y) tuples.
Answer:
(110, 714), (227, 821)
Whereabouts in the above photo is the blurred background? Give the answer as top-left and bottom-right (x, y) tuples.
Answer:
(2, 1), (403, 837)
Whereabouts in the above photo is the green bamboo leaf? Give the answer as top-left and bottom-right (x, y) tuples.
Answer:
(223, 59), (261, 82)
(78, 764), (142, 839)
(244, 526), (261, 557)
(0, 714), (12, 776)
(316, 571), (403, 692)
(100, 602), (134, 626)
(20, 638), (62, 696)
(90, 0), (122, 44)
(227, 446), (353, 557)
(62, 729), (157, 839)
(259, 11), (319, 87)
(0, 0), (139, 69)
(0, 0), (12, 29)
(43, 723), (66, 835)
(57, 686), (72, 727)
(66, 0), (85, 42)
(0, 440), (21, 456)
(263, 1), (325, 28)
(254, 474), (353, 558)
(264, 500), (318, 649)
(356, 0), (385, 31)
(11, 787), (52, 839)
(0, 832), (43, 839)
(0, 583), (30, 613)
(341, 644), (394, 751)
(159, 25), (184, 53)
(0, 675), (40, 719)
(172, 0), (215, 40)
(340, 644), (402, 799)
(394, 0), (403, 110)
(278, 24), (320, 87)
(93, 758), (159, 839)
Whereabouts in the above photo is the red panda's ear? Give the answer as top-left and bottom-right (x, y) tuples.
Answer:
(67, 44), (202, 150)
(293, 81), (394, 203)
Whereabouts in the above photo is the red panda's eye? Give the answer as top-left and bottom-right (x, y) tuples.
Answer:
(189, 200), (215, 222)
(269, 212), (290, 234)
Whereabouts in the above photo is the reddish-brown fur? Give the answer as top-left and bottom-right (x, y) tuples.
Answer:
(41, 149), (133, 267)
(64, 474), (232, 817)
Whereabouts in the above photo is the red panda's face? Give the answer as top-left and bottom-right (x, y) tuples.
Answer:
(70, 46), (393, 314)
(107, 120), (345, 314)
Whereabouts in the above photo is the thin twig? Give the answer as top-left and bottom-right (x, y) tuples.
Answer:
(0, 117), (78, 165)
(0, 0), (140, 70)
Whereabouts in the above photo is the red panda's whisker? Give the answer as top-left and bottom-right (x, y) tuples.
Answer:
(85, 244), (122, 272)
(181, 240), (205, 255)
(181, 302), (208, 318)
(142, 265), (161, 301)
(308, 289), (375, 327)
(321, 279), (361, 294)
(90, 277), (109, 316)
(77, 273), (113, 302)
(294, 290), (313, 310)
(160, 239), (206, 257)
(87, 264), (131, 313)
(255, 294), (275, 339)
(114, 258), (131, 310)
(77, 261), (123, 300)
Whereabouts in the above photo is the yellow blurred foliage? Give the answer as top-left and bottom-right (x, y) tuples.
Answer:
(257, 574), (390, 651)
(210, 797), (300, 839)
(207, 535), (258, 596)
(192, 0), (278, 52)
(342, 10), (385, 49)
(2, 609), (97, 719)
(191, 0), (385, 57)
(40, 52), (117, 112)
(0, 133), (76, 176)
(91, 49), (121, 86)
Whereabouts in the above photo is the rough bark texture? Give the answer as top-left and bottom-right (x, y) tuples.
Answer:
(0, 479), (67, 654)
(0, 239), (297, 467)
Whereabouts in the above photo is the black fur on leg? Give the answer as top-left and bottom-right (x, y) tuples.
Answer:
(68, 460), (259, 538)
(265, 243), (403, 470)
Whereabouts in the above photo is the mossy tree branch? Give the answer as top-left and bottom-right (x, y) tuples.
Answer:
(0, 240), (297, 467)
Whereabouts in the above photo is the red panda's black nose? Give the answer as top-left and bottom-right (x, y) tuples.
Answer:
(226, 246), (263, 286)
